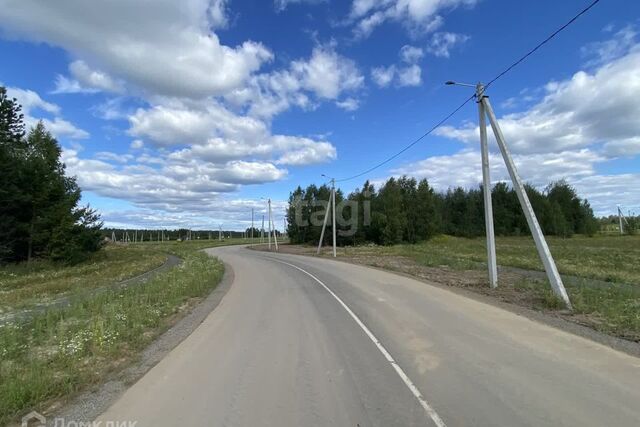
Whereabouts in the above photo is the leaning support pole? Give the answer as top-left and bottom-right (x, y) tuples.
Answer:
(482, 95), (572, 309)
(618, 206), (625, 235)
(477, 84), (498, 288)
(269, 198), (278, 251)
(317, 190), (332, 254)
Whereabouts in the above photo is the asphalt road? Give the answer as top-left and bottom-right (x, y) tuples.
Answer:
(97, 246), (640, 427)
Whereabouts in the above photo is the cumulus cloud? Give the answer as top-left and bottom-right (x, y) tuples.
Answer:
(335, 97), (360, 111)
(396, 30), (640, 216)
(426, 31), (469, 58)
(399, 45), (424, 63)
(54, 60), (125, 94)
(0, 0), (272, 98)
(350, 0), (477, 38)
(62, 148), (287, 211)
(6, 86), (89, 139)
(371, 45), (423, 87)
(127, 99), (336, 166)
(581, 24), (637, 67)
(391, 149), (634, 215)
(224, 44), (364, 118)
(101, 197), (289, 230)
(371, 65), (396, 88)
(436, 45), (640, 157)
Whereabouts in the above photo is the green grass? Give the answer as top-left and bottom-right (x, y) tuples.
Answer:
(346, 234), (640, 285)
(336, 234), (640, 341)
(0, 245), (167, 311)
(0, 238), (248, 425)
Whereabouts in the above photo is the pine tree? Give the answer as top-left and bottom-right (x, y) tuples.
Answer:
(0, 87), (103, 263)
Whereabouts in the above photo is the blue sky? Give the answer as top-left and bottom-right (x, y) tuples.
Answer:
(1, 0), (639, 230)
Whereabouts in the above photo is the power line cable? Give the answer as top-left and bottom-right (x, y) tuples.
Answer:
(335, 94), (475, 183)
(485, 0), (601, 89)
(333, 0), (603, 184)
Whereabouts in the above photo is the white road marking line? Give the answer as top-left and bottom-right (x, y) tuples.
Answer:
(270, 258), (447, 427)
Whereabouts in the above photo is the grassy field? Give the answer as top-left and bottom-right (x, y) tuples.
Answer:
(320, 234), (640, 341)
(0, 239), (247, 426)
(0, 245), (167, 312)
(345, 234), (640, 285)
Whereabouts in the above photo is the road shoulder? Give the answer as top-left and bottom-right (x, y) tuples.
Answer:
(49, 258), (235, 424)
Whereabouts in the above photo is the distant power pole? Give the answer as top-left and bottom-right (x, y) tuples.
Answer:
(251, 208), (254, 240)
(269, 198), (278, 251)
(261, 215), (265, 244)
(317, 177), (337, 257)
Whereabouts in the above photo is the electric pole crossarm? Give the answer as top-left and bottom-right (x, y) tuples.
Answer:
(482, 96), (572, 309)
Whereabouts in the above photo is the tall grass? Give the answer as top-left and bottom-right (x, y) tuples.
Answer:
(0, 246), (224, 425)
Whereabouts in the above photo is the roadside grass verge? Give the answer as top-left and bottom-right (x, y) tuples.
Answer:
(0, 241), (231, 426)
(0, 245), (167, 311)
(284, 234), (640, 341)
(344, 234), (640, 286)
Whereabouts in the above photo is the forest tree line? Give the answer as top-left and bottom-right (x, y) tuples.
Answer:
(286, 176), (601, 246)
(0, 87), (103, 264)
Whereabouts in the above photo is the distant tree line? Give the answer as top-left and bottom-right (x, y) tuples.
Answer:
(286, 176), (600, 246)
(102, 227), (279, 242)
(0, 86), (103, 264)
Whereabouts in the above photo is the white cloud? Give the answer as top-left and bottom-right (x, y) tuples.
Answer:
(437, 45), (640, 157)
(291, 45), (364, 99)
(426, 31), (469, 58)
(397, 32), (640, 216)
(371, 46), (423, 87)
(62, 148), (287, 212)
(6, 86), (89, 139)
(274, 0), (326, 12)
(224, 44), (364, 119)
(101, 197), (289, 230)
(130, 139), (144, 150)
(0, 0), (272, 98)
(397, 64), (422, 86)
(54, 60), (125, 94)
(393, 149), (604, 191)
(391, 148), (634, 215)
(371, 65), (396, 87)
(208, 0), (229, 29)
(399, 45), (424, 63)
(335, 97), (360, 111)
(350, 0), (477, 39)
(127, 98), (336, 166)
(581, 25), (637, 67)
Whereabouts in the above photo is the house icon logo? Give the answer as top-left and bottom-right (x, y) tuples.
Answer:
(21, 411), (46, 427)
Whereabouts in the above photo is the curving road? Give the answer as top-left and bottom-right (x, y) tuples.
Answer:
(97, 245), (640, 426)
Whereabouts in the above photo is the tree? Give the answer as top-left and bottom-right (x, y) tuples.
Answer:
(0, 87), (26, 260)
(0, 87), (104, 263)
